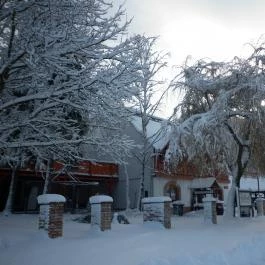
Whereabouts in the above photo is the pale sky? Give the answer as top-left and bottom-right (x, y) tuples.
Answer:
(114, 0), (265, 117)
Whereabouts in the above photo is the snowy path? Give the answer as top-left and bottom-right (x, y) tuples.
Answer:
(1, 213), (265, 265)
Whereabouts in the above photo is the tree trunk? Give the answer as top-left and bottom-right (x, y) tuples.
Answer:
(224, 163), (243, 219)
(223, 130), (250, 219)
(124, 164), (131, 211)
(42, 159), (51, 194)
(224, 176), (236, 219)
(137, 160), (145, 210)
(3, 167), (16, 216)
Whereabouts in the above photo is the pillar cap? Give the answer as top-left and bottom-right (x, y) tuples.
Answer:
(89, 195), (113, 204)
(255, 197), (265, 202)
(202, 197), (216, 202)
(37, 194), (66, 204)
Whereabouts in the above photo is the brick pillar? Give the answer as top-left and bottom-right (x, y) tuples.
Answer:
(48, 202), (65, 238)
(89, 195), (113, 231)
(142, 196), (172, 229)
(256, 198), (265, 216)
(203, 194), (217, 224)
(37, 194), (66, 238)
(164, 201), (172, 229)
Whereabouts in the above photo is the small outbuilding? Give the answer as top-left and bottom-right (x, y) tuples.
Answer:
(190, 177), (223, 210)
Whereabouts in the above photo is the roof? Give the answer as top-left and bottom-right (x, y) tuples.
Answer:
(131, 115), (171, 150)
(190, 177), (217, 189)
(240, 176), (265, 191)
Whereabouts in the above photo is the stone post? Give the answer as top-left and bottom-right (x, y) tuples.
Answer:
(89, 195), (113, 231)
(142, 196), (172, 229)
(202, 194), (217, 224)
(255, 198), (265, 216)
(37, 194), (66, 238)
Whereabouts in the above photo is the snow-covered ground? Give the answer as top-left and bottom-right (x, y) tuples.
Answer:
(1, 211), (265, 265)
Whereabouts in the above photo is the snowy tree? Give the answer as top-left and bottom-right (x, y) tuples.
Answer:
(0, 0), (138, 156)
(0, 0), (143, 212)
(128, 36), (172, 209)
(167, 45), (265, 218)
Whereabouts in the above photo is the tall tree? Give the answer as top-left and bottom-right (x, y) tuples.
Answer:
(0, 0), (138, 159)
(128, 36), (172, 209)
(167, 45), (265, 218)
(0, 0), (142, 212)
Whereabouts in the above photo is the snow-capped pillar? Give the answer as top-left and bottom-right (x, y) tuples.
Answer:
(255, 198), (265, 216)
(37, 194), (66, 238)
(202, 194), (217, 224)
(89, 195), (113, 231)
(142, 196), (172, 229)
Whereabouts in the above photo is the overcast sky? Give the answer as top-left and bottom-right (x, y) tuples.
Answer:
(116, 0), (265, 65)
(114, 0), (265, 117)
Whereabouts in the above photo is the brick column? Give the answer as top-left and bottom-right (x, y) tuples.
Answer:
(37, 194), (66, 238)
(142, 196), (172, 229)
(256, 198), (265, 216)
(89, 195), (113, 231)
(203, 194), (217, 224)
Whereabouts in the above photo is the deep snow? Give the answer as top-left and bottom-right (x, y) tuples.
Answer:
(1, 211), (265, 265)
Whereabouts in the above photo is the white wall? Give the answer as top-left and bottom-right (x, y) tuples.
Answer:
(153, 177), (192, 207)
(219, 183), (230, 203)
(153, 176), (229, 209)
(112, 122), (154, 210)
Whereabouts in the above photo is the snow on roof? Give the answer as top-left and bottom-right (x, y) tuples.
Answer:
(37, 194), (66, 204)
(142, 196), (172, 203)
(240, 176), (265, 191)
(190, 177), (217, 189)
(89, 195), (113, 204)
(131, 115), (170, 150)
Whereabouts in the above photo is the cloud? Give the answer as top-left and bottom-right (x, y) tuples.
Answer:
(114, 0), (265, 66)
(114, 0), (265, 116)
(121, 0), (265, 30)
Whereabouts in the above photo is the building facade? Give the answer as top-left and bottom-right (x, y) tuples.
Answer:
(153, 153), (230, 213)
(0, 115), (231, 213)
(0, 161), (118, 213)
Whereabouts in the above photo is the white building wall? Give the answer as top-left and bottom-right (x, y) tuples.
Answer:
(112, 122), (155, 210)
(219, 183), (229, 203)
(177, 180), (192, 207)
(154, 176), (228, 209)
(153, 177), (166, 197)
(153, 177), (192, 208)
